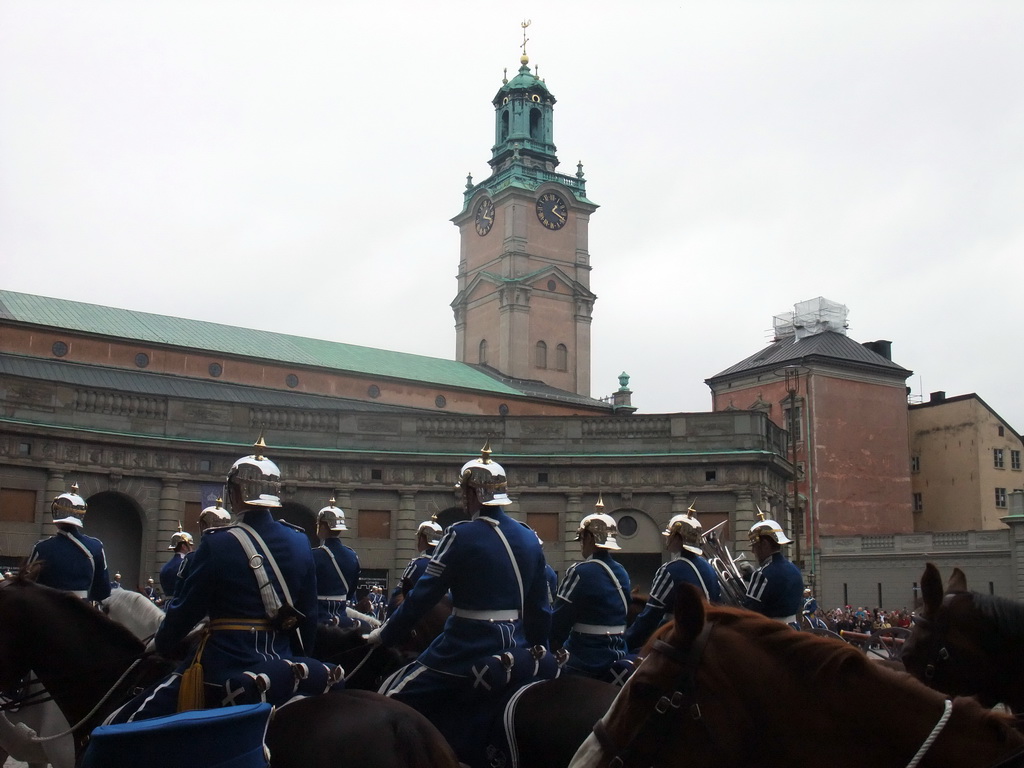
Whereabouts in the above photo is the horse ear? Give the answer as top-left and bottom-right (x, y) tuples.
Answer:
(920, 562), (943, 614)
(671, 583), (706, 644)
(947, 568), (967, 593)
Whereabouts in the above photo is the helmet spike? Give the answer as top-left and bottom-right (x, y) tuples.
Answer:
(595, 492), (605, 511)
(480, 440), (493, 464)
(253, 431), (267, 461)
(755, 505), (768, 522)
(71, 482), (80, 494)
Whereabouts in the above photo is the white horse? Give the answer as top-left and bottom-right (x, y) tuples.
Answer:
(0, 590), (163, 768)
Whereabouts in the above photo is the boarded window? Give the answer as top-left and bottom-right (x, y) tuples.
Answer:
(526, 512), (559, 543)
(182, 501), (202, 540)
(0, 488), (36, 523)
(359, 510), (391, 539)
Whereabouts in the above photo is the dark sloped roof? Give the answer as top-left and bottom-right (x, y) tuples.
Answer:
(0, 290), (525, 397)
(470, 364), (611, 409)
(707, 331), (912, 382)
(0, 353), (433, 413)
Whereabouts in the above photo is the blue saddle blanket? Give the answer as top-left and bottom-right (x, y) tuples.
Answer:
(82, 702), (272, 768)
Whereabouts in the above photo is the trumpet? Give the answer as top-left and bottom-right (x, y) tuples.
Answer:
(701, 520), (751, 607)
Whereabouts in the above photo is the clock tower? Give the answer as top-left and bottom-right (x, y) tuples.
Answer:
(451, 37), (598, 398)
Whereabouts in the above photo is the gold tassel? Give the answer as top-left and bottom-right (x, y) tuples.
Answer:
(177, 631), (210, 712)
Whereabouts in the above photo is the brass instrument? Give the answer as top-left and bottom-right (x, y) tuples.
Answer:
(701, 520), (751, 606)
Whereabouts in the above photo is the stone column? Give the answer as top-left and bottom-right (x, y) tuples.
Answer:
(733, 489), (757, 560)
(1002, 491), (1024, 600)
(564, 492), (583, 567)
(44, 470), (66, 523)
(394, 491), (418, 578)
(157, 481), (181, 571)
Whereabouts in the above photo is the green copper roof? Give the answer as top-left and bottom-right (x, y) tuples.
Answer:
(0, 290), (525, 396)
(501, 62), (552, 95)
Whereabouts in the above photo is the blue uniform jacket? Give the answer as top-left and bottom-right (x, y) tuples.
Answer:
(160, 553), (185, 598)
(400, 554), (431, 592)
(27, 529), (111, 602)
(312, 538), (360, 625)
(551, 551), (630, 676)
(625, 552), (721, 651)
(156, 509), (318, 680)
(380, 510), (551, 671)
(742, 551), (805, 620)
(544, 564), (558, 608)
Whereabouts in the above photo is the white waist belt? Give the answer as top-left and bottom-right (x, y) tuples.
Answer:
(70, 590), (89, 599)
(318, 594), (349, 601)
(572, 623), (626, 635)
(452, 607), (519, 621)
(773, 615), (798, 625)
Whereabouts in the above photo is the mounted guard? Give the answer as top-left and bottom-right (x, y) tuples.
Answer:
(742, 508), (805, 626)
(368, 442), (556, 766)
(106, 436), (344, 724)
(551, 494), (634, 683)
(27, 483), (111, 603)
(312, 498), (362, 629)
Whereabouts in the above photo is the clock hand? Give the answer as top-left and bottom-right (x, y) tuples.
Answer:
(552, 209), (566, 222)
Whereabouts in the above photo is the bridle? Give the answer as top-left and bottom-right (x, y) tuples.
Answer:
(591, 621), (730, 768)
(589, 616), (1024, 768)
(909, 612), (952, 681)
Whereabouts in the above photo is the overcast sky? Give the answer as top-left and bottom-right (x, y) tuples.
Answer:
(2, 2), (1022, 433)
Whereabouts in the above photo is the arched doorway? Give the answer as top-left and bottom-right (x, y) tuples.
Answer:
(86, 491), (144, 591)
(610, 508), (663, 594)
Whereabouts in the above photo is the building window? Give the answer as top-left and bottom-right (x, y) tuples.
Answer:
(0, 488), (36, 523)
(208, 362), (223, 377)
(537, 472), (549, 483)
(994, 449), (1005, 469)
(52, 341), (69, 357)
(370, 468), (383, 481)
(434, 395), (447, 408)
(999, 426), (1005, 437)
(783, 404), (803, 442)
(135, 352), (150, 368)
(358, 510), (391, 539)
(705, 470), (717, 482)
(478, 339), (488, 365)
(285, 374), (299, 388)
(526, 512), (559, 543)
(996, 488), (1008, 509)
(911, 455), (920, 473)
(1012, 450), (1021, 471)
(199, 459), (212, 472)
(535, 341), (547, 369)
(17, 442), (31, 457)
(555, 344), (568, 372)
(912, 492), (923, 512)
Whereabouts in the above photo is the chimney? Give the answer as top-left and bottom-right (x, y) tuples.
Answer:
(862, 340), (893, 360)
(929, 391), (946, 404)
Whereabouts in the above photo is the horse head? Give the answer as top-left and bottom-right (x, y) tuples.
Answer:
(903, 562), (1024, 711)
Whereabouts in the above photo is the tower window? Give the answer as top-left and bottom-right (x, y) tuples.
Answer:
(500, 110), (510, 142)
(535, 341), (547, 369)
(555, 344), (568, 371)
(529, 108), (542, 140)
(479, 339), (488, 366)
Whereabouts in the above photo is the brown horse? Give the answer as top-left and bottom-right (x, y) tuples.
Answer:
(0, 576), (458, 768)
(902, 562), (1024, 713)
(570, 583), (1024, 768)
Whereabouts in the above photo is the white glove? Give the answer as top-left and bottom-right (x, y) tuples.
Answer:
(363, 627), (383, 645)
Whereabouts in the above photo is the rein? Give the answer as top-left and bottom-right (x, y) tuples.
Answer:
(591, 621), (717, 768)
(27, 657), (143, 743)
(911, 613), (951, 681)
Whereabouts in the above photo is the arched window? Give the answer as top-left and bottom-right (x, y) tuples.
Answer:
(535, 341), (547, 369)
(501, 111), (510, 142)
(555, 344), (568, 372)
(529, 108), (542, 140)
(478, 339), (488, 366)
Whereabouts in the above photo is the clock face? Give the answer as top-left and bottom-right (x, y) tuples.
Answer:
(475, 198), (495, 236)
(536, 192), (568, 230)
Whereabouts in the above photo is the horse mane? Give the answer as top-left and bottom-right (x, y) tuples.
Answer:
(969, 592), (1024, 638)
(649, 603), (871, 681)
(13, 579), (144, 652)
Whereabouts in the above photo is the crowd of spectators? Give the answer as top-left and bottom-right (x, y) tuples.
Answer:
(820, 605), (913, 632)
